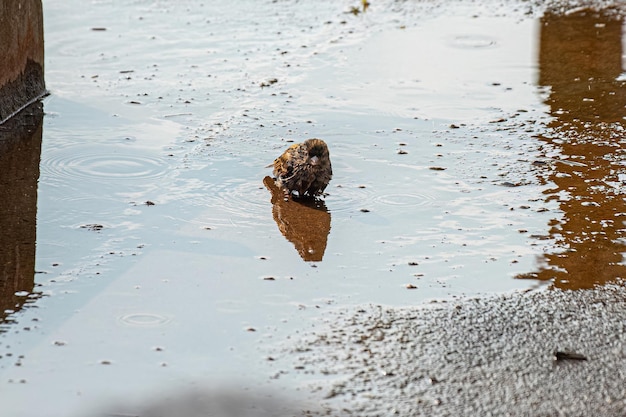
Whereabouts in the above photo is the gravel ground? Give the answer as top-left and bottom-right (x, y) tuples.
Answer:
(275, 285), (626, 416)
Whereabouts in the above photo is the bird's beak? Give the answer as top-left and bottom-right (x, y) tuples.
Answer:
(309, 156), (319, 166)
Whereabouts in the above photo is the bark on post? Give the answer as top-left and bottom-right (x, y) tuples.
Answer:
(0, 0), (45, 124)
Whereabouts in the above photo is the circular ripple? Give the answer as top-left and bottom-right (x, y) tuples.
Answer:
(323, 184), (377, 213)
(448, 34), (497, 49)
(372, 193), (435, 207)
(323, 183), (436, 214)
(199, 170), (436, 222)
(119, 313), (172, 327)
(41, 146), (169, 182)
(191, 175), (274, 227)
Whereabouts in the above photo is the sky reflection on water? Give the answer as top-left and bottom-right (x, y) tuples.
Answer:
(1, 1), (626, 416)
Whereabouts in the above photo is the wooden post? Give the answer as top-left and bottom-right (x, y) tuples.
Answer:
(0, 0), (45, 124)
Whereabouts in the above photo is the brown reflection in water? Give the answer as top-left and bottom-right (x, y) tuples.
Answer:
(263, 176), (331, 262)
(519, 9), (626, 289)
(0, 102), (42, 328)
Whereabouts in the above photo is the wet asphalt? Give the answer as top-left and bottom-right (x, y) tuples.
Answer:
(275, 285), (626, 416)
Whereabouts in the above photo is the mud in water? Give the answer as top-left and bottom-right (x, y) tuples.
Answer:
(1, 1), (626, 416)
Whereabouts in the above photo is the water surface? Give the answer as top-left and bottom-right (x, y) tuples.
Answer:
(1, 1), (624, 415)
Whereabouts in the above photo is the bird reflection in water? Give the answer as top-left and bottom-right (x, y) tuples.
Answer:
(263, 176), (331, 262)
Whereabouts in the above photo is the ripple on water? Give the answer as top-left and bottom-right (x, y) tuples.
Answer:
(119, 313), (172, 327)
(195, 175), (274, 226)
(373, 192), (436, 207)
(197, 168), (438, 225)
(326, 185), (436, 215)
(41, 145), (169, 183)
(447, 34), (497, 49)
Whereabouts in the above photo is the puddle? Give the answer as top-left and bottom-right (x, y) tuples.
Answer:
(0, 1), (625, 416)
(118, 313), (172, 327)
(0, 102), (44, 329)
(517, 8), (626, 289)
(43, 147), (168, 181)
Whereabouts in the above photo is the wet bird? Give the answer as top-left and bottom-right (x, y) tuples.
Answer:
(268, 138), (332, 198)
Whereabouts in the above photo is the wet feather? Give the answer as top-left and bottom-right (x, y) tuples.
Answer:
(269, 138), (332, 197)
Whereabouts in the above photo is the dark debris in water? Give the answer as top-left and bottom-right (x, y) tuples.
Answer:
(500, 181), (521, 187)
(80, 224), (104, 231)
(260, 78), (278, 88)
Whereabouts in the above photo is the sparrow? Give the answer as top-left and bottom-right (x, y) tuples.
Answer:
(268, 138), (332, 198)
